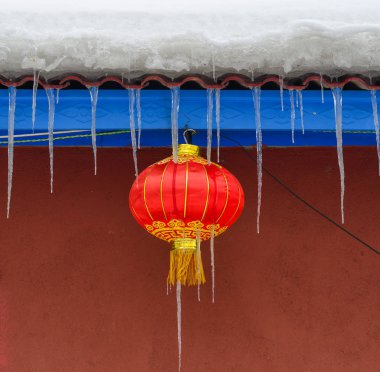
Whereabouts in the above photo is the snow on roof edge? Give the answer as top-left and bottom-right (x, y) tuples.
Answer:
(2, 8), (380, 79)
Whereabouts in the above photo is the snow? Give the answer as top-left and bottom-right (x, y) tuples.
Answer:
(136, 90), (142, 149)
(210, 225), (215, 303)
(332, 88), (345, 224)
(88, 86), (98, 175)
(176, 280), (182, 372)
(0, 0), (379, 78)
(46, 88), (55, 193)
(215, 89), (221, 163)
(206, 89), (213, 164)
(196, 230), (201, 302)
(170, 87), (180, 163)
(128, 89), (139, 178)
(289, 90), (296, 143)
(280, 78), (284, 110)
(252, 88), (262, 234)
(371, 90), (380, 175)
(32, 71), (39, 130)
(320, 74), (325, 103)
(298, 91), (304, 134)
(7, 87), (16, 219)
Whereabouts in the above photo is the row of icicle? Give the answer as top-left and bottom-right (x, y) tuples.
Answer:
(6, 78), (380, 276)
(5, 74), (380, 372)
(10, 79), (380, 225)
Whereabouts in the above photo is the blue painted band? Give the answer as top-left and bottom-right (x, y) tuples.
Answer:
(0, 89), (377, 147)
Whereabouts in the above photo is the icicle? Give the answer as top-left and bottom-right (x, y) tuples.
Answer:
(332, 88), (345, 224)
(128, 89), (138, 178)
(167, 274), (172, 295)
(320, 74), (325, 104)
(371, 90), (380, 175)
(298, 90), (305, 134)
(136, 89), (142, 149)
(32, 70), (40, 132)
(251, 69), (255, 82)
(196, 229), (201, 302)
(206, 89), (214, 164)
(279, 76), (284, 111)
(46, 89), (55, 194)
(56, 89), (60, 104)
(215, 88), (221, 163)
(295, 89), (299, 108)
(289, 90), (295, 144)
(253, 87), (262, 234)
(128, 53), (132, 78)
(211, 50), (216, 82)
(7, 87), (16, 219)
(171, 87), (180, 163)
(88, 86), (98, 176)
(176, 280), (182, 372)
(210, 225), (215, 303)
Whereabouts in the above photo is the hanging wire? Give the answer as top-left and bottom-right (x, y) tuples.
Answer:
(221, 133), (380, 257)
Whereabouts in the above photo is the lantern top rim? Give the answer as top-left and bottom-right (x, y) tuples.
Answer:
(177, 144), (200, 156)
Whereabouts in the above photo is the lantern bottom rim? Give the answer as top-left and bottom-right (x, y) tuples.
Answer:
(171, 238), (197, 251)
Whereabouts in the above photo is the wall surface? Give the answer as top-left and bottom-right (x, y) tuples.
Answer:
(0, 146), (380, 372)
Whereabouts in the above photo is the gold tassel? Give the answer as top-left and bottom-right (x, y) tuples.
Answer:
(167, 239), (206, 287)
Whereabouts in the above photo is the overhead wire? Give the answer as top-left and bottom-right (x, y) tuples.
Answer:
(221, 133), (380, 256)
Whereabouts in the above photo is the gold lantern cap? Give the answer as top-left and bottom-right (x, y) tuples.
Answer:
(178, 144), (200, 156)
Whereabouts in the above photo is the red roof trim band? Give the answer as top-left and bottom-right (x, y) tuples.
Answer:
(0, 74), (378, 90)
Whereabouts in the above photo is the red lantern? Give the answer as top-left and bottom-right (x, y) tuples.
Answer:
(129, 144), (244, 286)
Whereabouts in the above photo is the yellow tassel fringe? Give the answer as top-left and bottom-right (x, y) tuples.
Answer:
(167, 249), (206, 287)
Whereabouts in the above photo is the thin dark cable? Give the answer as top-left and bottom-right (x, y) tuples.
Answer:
(221, 133), (380, 256)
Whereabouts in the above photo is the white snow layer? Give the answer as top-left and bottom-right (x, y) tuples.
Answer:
(1, 0), (380, 78)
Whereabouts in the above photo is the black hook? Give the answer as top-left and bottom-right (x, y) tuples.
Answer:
(183, 128), (197, 144)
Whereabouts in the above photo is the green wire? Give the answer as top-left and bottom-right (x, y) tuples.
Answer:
(320, 130), (376, 134)
(0, 128), (373, 145)
(0, 130), (131, 145)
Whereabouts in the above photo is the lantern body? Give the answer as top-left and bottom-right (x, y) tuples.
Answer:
(129, 144), (244, 286)
(129, 144), (244, 244)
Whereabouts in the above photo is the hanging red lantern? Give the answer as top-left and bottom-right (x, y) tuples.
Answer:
(129, 143), (244, 286)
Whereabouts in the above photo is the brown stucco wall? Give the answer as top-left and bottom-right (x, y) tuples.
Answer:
(0, 146), (380, 372)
